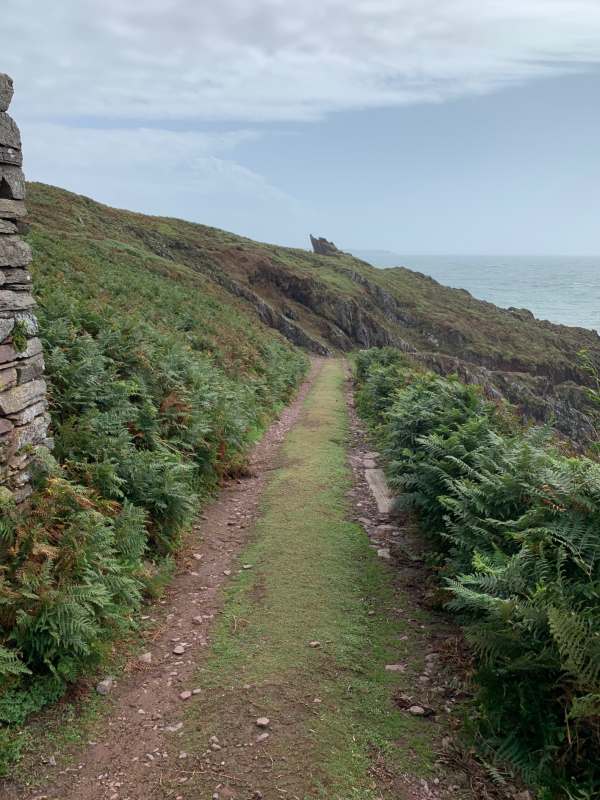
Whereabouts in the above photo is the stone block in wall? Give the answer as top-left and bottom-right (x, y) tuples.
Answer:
(0, 343), (18, 364)
(0, 74), (14, 113)
(0, 317), (14, 342)
(0, 165), (25, 200)
(0, 367), (17, 391)
(12, 413), (51, 451)
(0, 199), (27, 220)
(0, 379), (46, 415)
(16, 337), (43, 360)
(0, 289), (35, 311)
(0, 146), (22, 167)
(0, 220), (17, 234)
(0, 417), (13, 436)
(8, 398), (48, 425)
(13, 311), (38, 336)
(16, 353), (45, 383)
(0, 268), (32, 288)
(0, 236), (32, 267)
(0, 112), (21, 150)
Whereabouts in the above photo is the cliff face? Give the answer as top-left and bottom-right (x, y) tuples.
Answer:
(25, 183), (600, 445)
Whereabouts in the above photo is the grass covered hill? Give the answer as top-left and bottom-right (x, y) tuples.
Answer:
(0, 183), (308, 738)
(27, 183), (600, 443)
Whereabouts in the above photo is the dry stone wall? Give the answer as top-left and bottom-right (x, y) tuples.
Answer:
(0, 73), (51, 502)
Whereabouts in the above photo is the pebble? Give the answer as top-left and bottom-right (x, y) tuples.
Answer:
(166, 722), (184, 733)
(172, 645), (185, 655)
(223, 570), (232, 576)
(96, 677), (114, 696)
(385, 663), (406, 672)
(139, 652), (152, 664)
(308, 640), (320, 648)
(408, 705), (426, 716)
(192, 616), (204, 625)
(256, 733), (270, 743)
(255, 717), (270, 728)
(179, 690), (192, 701)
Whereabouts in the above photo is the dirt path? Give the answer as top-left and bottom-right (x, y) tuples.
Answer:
(5, 358), (497, 800)
(3, 361), (324, 800)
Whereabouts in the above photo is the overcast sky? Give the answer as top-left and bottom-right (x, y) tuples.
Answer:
(4, 1), (600, 253)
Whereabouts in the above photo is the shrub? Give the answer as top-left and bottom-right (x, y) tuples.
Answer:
(355, 348), (600, 797)
(0, 231), (308, 727)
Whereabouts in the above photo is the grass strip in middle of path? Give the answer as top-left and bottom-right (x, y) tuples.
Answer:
(182, 359), (438, 799)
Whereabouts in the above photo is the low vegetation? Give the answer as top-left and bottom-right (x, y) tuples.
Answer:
(354, 348), (600, 799)
(0, 191), (307, 763)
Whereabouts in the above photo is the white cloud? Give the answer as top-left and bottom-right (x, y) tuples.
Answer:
(4, 0), (600, 123)
(20, 123), (296, 228)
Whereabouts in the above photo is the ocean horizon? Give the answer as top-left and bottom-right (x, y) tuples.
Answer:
(350, 251), (600, 332)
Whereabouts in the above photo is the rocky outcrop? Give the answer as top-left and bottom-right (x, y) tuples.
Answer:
(415, 352), (597, 444)
(0, 74), (51, 501)
(249, 261), (413, 352)
(310, 235), (342, 257)
(211, 270), (330, 355)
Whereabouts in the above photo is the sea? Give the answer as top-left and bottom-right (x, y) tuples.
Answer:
(358, 253), (600, 333)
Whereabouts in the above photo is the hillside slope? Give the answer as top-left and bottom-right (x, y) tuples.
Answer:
(27, 183), (600, 441)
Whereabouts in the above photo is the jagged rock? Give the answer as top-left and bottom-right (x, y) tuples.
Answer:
(0, 236), (32, 267)
(0, 166), (25, 200)
(0, 74), (14, 112)
(0, 379), (46, 414)
(310, 234), (342, 256)
(0, 113), (21, 150)
(0, 199), (27, 220)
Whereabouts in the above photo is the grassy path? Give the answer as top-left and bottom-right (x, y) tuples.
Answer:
(179, 359), (441, 799)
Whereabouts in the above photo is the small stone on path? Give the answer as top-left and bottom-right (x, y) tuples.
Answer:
(179, 690), (192, 701)
(256, 717), (270, 728)
(308, 640), (320, 648)
(172, 645), (185, 655)
(96, 677), (114, 695)
(256, 732), (270, 743)
(139, 652), (152, 664)
(408, 705), (426, 716)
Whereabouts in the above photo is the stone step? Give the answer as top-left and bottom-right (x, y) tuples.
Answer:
(365, 468), (394, 515)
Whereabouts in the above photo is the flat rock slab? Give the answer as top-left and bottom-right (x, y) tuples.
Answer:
(365, 468), (394, 515)
(0, 378), (46, 414)
(0, 199), (26, 220)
